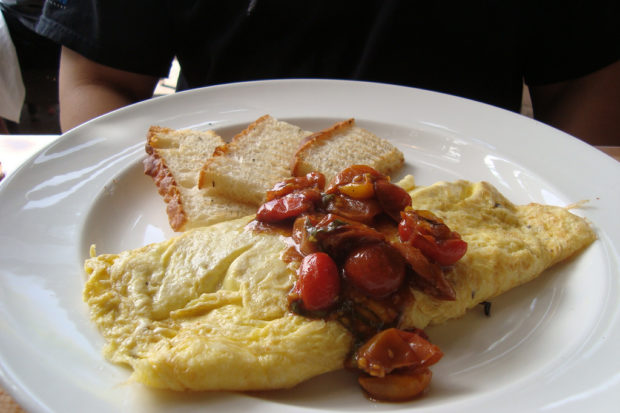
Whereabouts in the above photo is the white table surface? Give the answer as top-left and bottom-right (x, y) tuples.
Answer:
(0, 135), (60, 181)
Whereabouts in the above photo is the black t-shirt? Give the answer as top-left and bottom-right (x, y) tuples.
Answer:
(35, 0), (619, 113)
(0, 0), (44, 30)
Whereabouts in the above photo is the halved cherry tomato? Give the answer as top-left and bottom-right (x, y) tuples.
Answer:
(326, 165), (384, 193)
(399, 208), (467, 266)
(256, 189), (321, 223)
(292, 215), (322, 256)
(266, 172), (325, 201)
(338, 173), (375, 199)
(355, 328), (443, 377)
(358, 368), (432, 402)
(410, 234), (468, 267)
(343, 243), (405, 298)
(355, 328), (442, 401)
(373, 179), (412, 221)
(323, 194), (382, 223)
(292, 252), (340, 311)
(390, 241), (456, 300)
(310, 214), (386, 259)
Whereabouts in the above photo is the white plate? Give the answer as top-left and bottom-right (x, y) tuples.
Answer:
(0, 79), (618, 413)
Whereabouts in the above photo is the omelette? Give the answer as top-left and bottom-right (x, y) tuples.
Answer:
(83, 178), (595, 392)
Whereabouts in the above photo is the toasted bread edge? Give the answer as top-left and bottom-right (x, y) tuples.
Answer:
(144, 126), (188, 232)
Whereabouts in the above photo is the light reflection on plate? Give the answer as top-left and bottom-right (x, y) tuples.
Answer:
(0, 79), (618, 413)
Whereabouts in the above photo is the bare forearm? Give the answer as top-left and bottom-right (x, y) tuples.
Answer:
(59, 82), (137, 132)
(529, 60), (620, 146)
(58, 47), (159, 132)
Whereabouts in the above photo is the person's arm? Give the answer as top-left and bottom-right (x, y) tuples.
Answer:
(528, 60), (620, 146)
(58, 46), (159, 132)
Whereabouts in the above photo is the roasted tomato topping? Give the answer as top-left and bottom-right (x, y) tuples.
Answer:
(338, 173), (375, 199)
(256, 188), (321, 223)
(390, 241), (456, 300)
(324, 165), (411, 223)
(253, 166), (466, 402)
(399, 208), (467, 266)
(343, 243), (406, 298)
(374, 179), (412, 221)
(291, 215), (322, 256)
(290, 252), (340, 312)
(355, 328), (443, 377)
(309, 214), (385, 259)
(358, 367), (433, 402)
(325, 165), (384, 193)
(355, 328), (443, 401)
(266, 171), (325, 201)
(323, 194), (383, 224)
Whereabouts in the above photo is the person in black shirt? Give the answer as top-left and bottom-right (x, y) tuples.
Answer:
(35, 0), (619, 144)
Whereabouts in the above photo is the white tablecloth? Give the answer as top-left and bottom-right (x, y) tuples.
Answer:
(0, 134), (59, 180)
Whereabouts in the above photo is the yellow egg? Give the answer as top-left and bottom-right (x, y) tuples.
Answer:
(400, 180), (597, 329)
(83, 179), (595, 392)
(84, 216), (352, 391)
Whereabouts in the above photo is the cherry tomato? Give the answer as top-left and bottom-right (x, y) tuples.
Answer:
(292, 215), (321, 256)
(266, 172), (325, 201)
(311, 214), (386, 259)
(323, 194), (382, 223)
(326, 165), (384, 193)
(355, 328), (442, 401)
(338, 174), (375, 199)
(373, 179), (412, 221)
(256, 189), (320, 223)
(343, 243), (405, 298)
(410, 234), (468, 267)
(292, 252), (340, 311)
(355, 328), (443, 377)
(390, 241), (456, 300)
(358, 368), (432, 402)
(398, 209), (467, 266)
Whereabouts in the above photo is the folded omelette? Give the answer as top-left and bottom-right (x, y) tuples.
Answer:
(83, 179), (595, 391)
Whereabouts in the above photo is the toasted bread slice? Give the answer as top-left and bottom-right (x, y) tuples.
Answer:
(291, 118), (404, 184)
(144, 126), (255, 232)
(198, 115), (312, 206)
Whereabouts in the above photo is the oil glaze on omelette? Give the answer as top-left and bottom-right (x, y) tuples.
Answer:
(83, 177), (595, 393)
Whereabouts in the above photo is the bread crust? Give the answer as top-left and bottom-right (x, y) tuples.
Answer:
(144, 127), (188, 231)
(291, 118), (404, 183)
(145, 125), (258, 231)
(291, 118), (355, 176)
